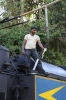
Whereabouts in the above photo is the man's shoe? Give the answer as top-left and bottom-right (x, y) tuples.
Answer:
(44, 72), (49, 76)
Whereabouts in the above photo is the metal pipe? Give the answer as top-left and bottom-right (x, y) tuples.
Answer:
(45, 6), (49, 46)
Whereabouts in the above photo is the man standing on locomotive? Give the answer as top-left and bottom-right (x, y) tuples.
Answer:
(22, 26), (46, 74)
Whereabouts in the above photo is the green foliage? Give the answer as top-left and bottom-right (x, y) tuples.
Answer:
(45, 50), (66, 66)
(0, 25), (25, 55)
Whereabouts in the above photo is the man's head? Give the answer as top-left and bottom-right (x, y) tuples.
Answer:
(30, 26), (37, 35)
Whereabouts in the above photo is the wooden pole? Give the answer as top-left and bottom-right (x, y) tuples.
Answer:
(0, 0), (60, 24)
(20, 0), (60, 17)
(0, 0), (60, 29)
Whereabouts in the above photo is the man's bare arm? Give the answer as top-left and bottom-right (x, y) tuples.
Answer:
(37, 40), (44, 49)
(22, 39), (27, 54)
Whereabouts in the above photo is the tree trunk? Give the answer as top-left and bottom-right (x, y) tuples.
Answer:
(20, 0), (24, 22)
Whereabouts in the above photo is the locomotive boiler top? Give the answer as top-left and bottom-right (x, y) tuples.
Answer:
(9, 54), (66, 78)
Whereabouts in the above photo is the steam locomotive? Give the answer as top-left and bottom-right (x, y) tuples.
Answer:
(0, 45), (66, 100)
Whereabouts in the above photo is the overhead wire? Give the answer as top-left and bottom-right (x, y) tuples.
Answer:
(0, 20), (29, 30)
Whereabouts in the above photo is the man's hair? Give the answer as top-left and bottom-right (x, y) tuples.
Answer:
(30, 26), (37, 30)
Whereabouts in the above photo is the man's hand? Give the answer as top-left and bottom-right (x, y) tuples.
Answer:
(22, 50), (25, 55)
(43, 48), (47, 52)
(42, 48), (47, 59)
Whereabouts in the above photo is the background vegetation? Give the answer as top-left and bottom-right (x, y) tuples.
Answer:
(0, 0), (66, 66)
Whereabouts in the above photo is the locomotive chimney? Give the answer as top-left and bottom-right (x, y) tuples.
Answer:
(0, 45), (9, 68)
